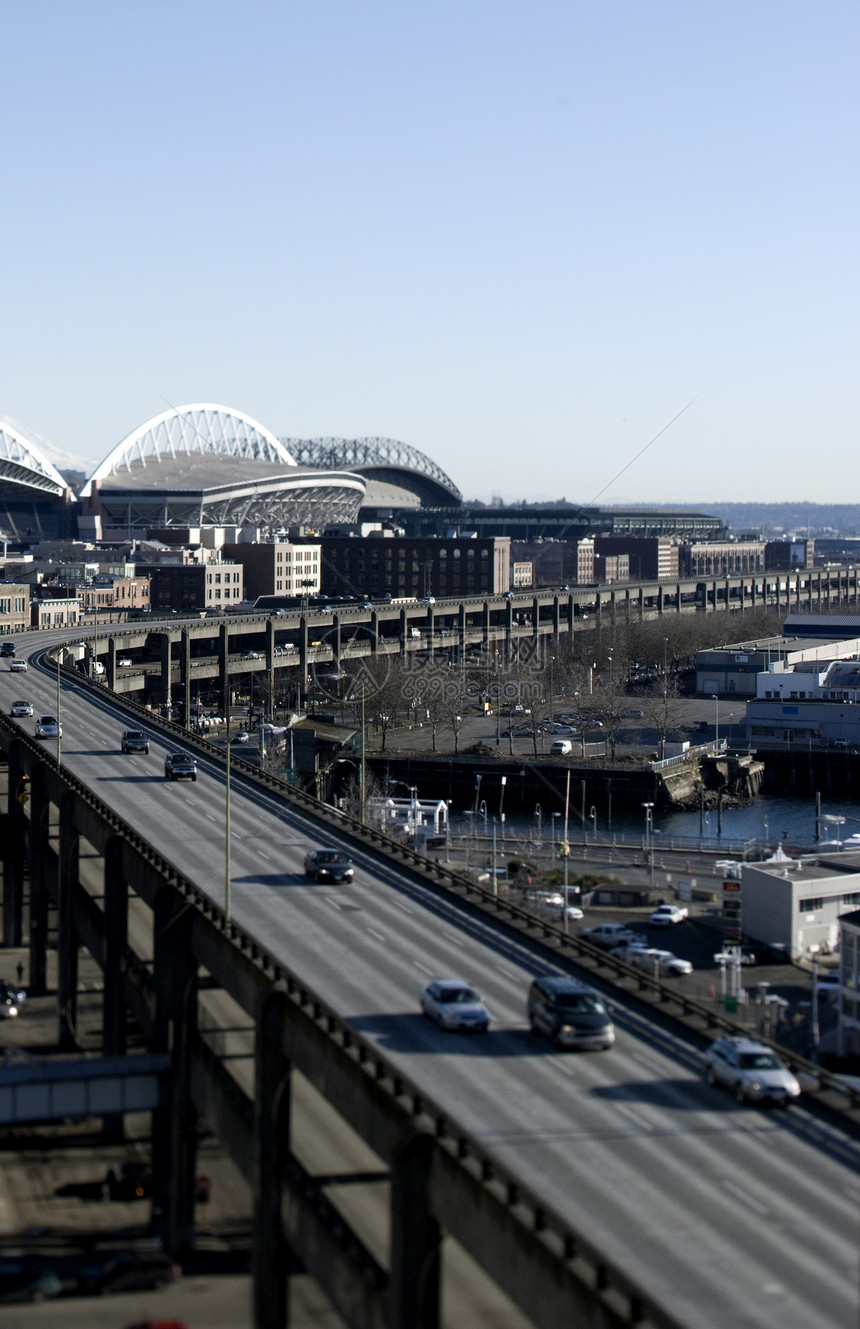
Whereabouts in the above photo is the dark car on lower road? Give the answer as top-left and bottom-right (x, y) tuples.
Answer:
(121, 729), (150, 754)
(164, 752), (197, 781)
(303, 848), (355, 883)
(79, 1251), (182, 1294)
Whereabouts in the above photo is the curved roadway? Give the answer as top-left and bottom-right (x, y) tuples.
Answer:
(5, 635), (858, 1329)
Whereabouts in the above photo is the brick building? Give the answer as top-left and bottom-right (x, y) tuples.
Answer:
(320, 536), (510, 600)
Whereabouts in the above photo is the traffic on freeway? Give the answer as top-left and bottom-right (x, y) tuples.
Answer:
(2, 634), (858, 1329)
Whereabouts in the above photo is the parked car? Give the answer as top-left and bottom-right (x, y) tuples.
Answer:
(420, 980), (490, 1032)
(241, 650), (260, 660)
(621, 708), (644, 719)
(527, 975), (615, 1050)
(714, 859), (742, 880)
(10, 699), (33, 717)
(649, 904), (689, 927)
(78, 1251), (182, 1294)
(0, 1262), (62, 1304)
(703, 1036), (801, 1106)
(627, 948), (693, 977)
(9, 659), (27, 672)
(303, 848), (354, 883)
(35, 714), (61, 738)
(232, 730), (250, 743)
(117, 656), (133, 667)
(534, 893), (584, 921)
(121, 729), (150, 754)
(164, 752), (197, 781)
(579, 923), (645, 951)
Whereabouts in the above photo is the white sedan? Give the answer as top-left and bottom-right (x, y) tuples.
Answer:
(649, 904), (689, 927)
(117, 657), (133, 667)
(35, 715), (62, 739)
(535, 893), (584, 921)
(420, 980), (490, 1032)
(628, 948), (693, 977)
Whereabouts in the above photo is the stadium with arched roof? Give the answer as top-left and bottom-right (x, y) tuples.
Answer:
(284, 437), (462, 509)
(0, 419), (74, 542)
(79, 404), (367, 538)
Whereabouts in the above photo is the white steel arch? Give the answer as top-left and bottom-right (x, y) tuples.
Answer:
(80, 404), (295, 497)
(0, 420), (68, 495)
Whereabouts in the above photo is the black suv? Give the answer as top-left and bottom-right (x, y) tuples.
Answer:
(0, 641), (15, 657)
(164, 752), (197, 781)
(121, 729), (150, 754)
(527, 975), (615, 1051)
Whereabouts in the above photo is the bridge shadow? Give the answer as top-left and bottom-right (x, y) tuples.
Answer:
(347, 1012), (547, 1057)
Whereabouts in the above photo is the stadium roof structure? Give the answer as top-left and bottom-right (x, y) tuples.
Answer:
(284, 437), (462, 509)
(80, 404), (366, 535)
(0, 420), (69, 499)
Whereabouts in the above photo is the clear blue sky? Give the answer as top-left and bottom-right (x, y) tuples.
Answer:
(1, 1), (857, 505)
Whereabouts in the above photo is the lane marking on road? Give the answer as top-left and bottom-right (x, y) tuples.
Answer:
(366, 928), (386, 942)
(412, 959), (433, 974)
(721, 1180), (769, 1215)
(392, 901), (413, 915)
(631, 1052), (663, 1073)
(206, 814), (217, 822)
(257, 851), (270, 861)
(494, 964), (518, 980)
(447, 935), (466, 947)
(545, 1058), (574, 1078)
(613, 1103), (651, 1130)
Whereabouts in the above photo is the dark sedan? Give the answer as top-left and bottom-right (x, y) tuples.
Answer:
(303, 848), (355, 883)
(78, 1251), (181, 1294)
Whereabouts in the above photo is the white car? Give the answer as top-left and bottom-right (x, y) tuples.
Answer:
(704, 1036), (801, 1106)
(628, 948), (693, 977)
(35, 715), (61, 739)
(649, 904), (689, 927)
(117, 657), (133, 667)
(9, 659), (27, 672)
(715, 859), (742, 880)
(535, 893), (584, 921)
(580, 923), (647, 950)
(10, 700), (34, 717)
(420, 980), (490, 1032)
(241, 650), (260, 660)
(232, 731), (250, 744)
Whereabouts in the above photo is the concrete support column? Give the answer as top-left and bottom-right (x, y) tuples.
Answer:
(57, 792), (80, 1052)
(482, 601), (491, 649)
(151, 886), (198, 1257)
(103, 836), (129, 1057)
(159, 632), (172, 710)
(369, 610), (379, 655)
(390, 1131), (441, 1329)
(567, 594), (575, 652)
(331, 614), (341, 671)
(399, 608), (408, 653)
(504, 600), (513, 662)
(253, 983), (291, 1329)
(180, 630), (191, 728)
(458, 604), (467, 664)
(531, 597), (539, 644)
(425, 607), (434, 653)
(552, 596), (560, 636)
(28, 765), (54, 994)
(106, 635), (117, 689)
(2, 747), (28, 948)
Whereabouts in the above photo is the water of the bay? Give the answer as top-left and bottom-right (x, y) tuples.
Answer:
(453, 792), (860, 857)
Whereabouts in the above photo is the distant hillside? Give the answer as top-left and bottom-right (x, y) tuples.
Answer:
(641, 503), (860, 539)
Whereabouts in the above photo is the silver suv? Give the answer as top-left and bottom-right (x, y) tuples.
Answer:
(704, 1036), (801, 1106)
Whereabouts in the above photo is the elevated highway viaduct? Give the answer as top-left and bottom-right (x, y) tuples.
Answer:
(73, 566), (860, 713)
(0, 631), (858, 1329)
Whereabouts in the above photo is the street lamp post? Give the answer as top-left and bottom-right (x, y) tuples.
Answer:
(642, 802), (655, 893)
(589, 805), (597, 842)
